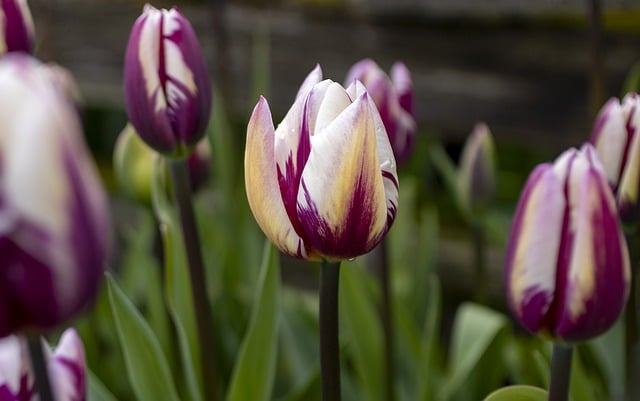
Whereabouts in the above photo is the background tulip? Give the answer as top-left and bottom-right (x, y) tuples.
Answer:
(590, 93), (640, 220)
(504, 144), (630, 342)
(0, 0), (34, 55)
(0, 54), (110, 336)
(124, 4), (212, 157)
(0, 328), (86, 400)
(245, 65), (399, 260)
(345, 58), (416, 164)
(458, 122), (496, 211)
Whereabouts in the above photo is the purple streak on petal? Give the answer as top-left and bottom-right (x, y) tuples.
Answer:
(589, 98), (619, 145)
(618, 99), (638, 187)
(1, 0), (33, 54)
(555, 168), (630, 341)
(382, 170), (399, 226)
(504, 163), (554, 332)
(54, 358), (86, 401)
(391, 62), (413, 115)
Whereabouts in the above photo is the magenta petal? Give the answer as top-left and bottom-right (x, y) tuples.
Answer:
(1, 0), (34, 54)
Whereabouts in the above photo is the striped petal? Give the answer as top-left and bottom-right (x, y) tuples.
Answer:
(296, 93), (389, 259)
(618, 104), (640, 219)
(391, 61), (413, 115)
(49, 328), (87, 401)
(0, 0), (34, 54)
(505, 164), (564, 334)
(590, 98), (628, 185)
(245, 97), (308, 258)
(555, 162), (630, 341)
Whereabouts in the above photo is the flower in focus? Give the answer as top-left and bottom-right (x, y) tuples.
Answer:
(124, 4), (212, 157)
(0, 0), (34, 55)
(0, 54), (110, 336)
(589, 93), (640, 221)
(0, 328), (86, 400)
(458, 122), (496, 211)
(345, 58), (416, 164)
(114, 123), (211, 203)
(245, 65), (399, 260)
(504, 144), (630, 342)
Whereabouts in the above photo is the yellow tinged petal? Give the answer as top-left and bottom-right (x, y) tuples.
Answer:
(245, 97), (307, 258)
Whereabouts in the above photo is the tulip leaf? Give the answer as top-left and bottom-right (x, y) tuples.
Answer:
(88, 369), (119, 401)
(226, 241), (281, 401)
(152, 158), (203, 401)
(417, 275), (443, 401)
(107, 274), (181, 401)
(483, 385), (548, 401)
(340, 262), (385, 401)
(439, 303), (508, 401)
(429, 142), (470, 221)
(589, 320), (625, 401)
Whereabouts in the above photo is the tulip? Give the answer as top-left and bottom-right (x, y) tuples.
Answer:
(0, 328), (86, 400)
(590, 93), (640, 221)
(114, 123), (211, 203)
(345, 59), (416, 164)
(458, 122), (496, 211)
(0, 54), (110, 336)
(245, 65), (399, 261)
(0, 0), (34, 55)
(124, 4), (212, 157)
(504, 144), (630, 342)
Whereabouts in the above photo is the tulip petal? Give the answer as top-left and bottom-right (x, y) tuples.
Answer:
(0, 335), (28, 397)
(590, 98), (628, 185)
(296, 93), (389, 259)
(0, 0), (35, 54)
(245, 97), (308, 258)
(295, 64), (323, 100)
(391, 61), (413, 115)
(50, 328), (86, 401)
(554, 166), (630, 341)
(505, 164), (564, 334)
(618, 109), (640, 217)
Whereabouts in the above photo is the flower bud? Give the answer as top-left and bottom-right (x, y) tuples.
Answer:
(124, 4), (212, 157)
(504, 144), (630, 342)
(245, 65), (399, 260)
(0, 0), (34, 55)
(0, 54), (110, 336)
(345, 59), (416, 164)
(590, 93), (640, 221)
(0, 328), (86, 400)
(458, 122), (496, 211)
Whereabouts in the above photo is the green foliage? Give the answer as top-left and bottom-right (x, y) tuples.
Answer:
(483, 385), (548, 401)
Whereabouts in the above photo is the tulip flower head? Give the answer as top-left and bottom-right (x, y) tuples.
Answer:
(505, 144), (630, 342)
(344, 59), (416, 164)
(0, 328), (86, 400)
(124, 4), (212, 157)
(590, 93), (640, 221)
(0, 54), (110, 336)
(0, 0), (34, 55)
(245, 65), (399, 261)
(458, 122), (496, 211)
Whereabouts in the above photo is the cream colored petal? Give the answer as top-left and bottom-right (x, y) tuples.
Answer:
(245, 97), (308, 258)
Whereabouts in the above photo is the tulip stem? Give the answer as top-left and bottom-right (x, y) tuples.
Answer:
(471, 219), (487, 303)
(374, 239), (396, 401)
(625, 231), (639, 401)
(169, 158), (218, 401)
(320, 260), (342, 401)
(27, 335), (56, 401)
(548, 343), (573, 401)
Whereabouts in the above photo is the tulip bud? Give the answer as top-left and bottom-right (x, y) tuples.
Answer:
(245, 65), (399, 260)
(0, 0), (34, 55)
(590, 93), (640, 221)
(0, 328), (86, 400)
(0, 54), (110, 336)
(458, 122), (496, 211)
(124, 4), (212, 157)
(345, 59), (416, 164)
(504, 144), (630, 342)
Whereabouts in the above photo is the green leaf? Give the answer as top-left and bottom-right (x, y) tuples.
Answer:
(483, 385), (548, 401)
(429, 142), (470, 221)
(340, 263), (384, 401)
(107, 274), (181, 401)
(589, 320), (624, 401)
(440, 303), (508, 401)
(417, 275), (443, 401)
(88, 369), (119, 401)
(226, 241), (281, 401)
(152, 158), (203, 401)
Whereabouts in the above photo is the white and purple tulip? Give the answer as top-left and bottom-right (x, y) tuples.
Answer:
(0, 0), (34, 55)
(124, 4), (212, 157)
(345, 59), (416, 164)
(458, 122), (496, 210)
(590, 93), (640, 221)
(504, 144), (630, 342)
(0, 328), (86, 401)
(245, 65), (399, 261)
(0, 54), (110, 336)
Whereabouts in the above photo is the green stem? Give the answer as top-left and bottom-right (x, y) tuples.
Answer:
(169, 158), (218, 401)
(377, 240), (396, 401)
(471, 219), (487, 303)
(320, 260), (342, 401)
(548, 344), (573, 401)
(625, 231), (639, 401)
(27, 335), (56, 401)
